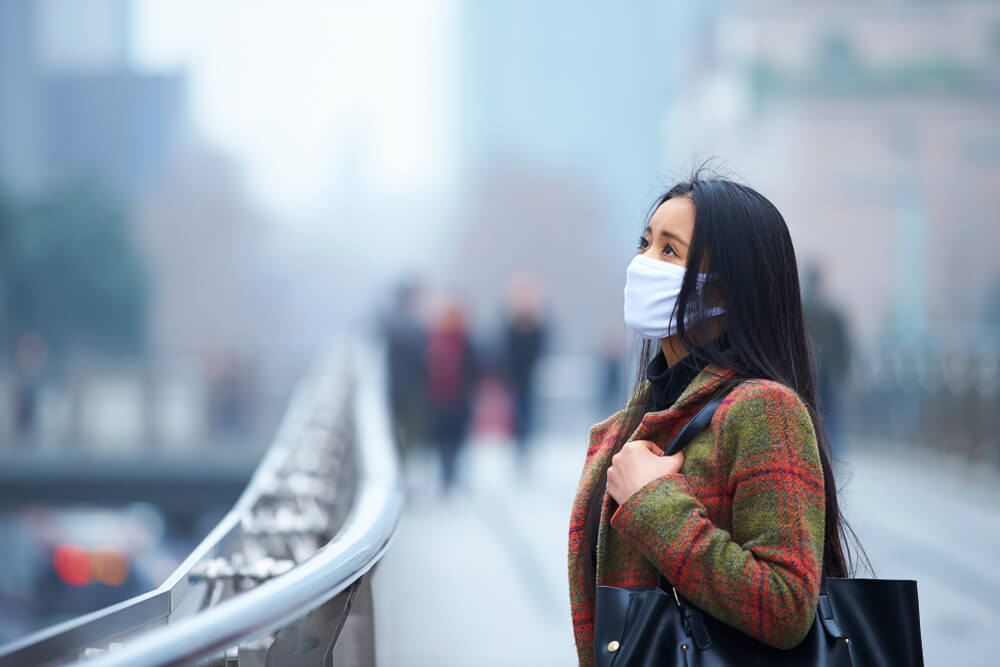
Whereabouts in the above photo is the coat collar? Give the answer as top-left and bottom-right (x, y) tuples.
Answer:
(582, 362), (738, 493)
(596, 361), (737, 562)
(632, 362), (738, 434)
(670, 362), (737, 410)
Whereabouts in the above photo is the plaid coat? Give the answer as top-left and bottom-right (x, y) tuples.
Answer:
(567, 364), (826, 665)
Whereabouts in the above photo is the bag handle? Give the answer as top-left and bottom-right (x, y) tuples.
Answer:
(817, 577), (844, 638)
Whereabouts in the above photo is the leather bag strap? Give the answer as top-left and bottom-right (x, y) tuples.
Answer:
(657, 380), (739, 595)
(663, 381), (740, 457)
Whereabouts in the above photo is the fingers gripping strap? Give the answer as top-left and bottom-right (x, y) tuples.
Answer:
(664, 382), (739, 457)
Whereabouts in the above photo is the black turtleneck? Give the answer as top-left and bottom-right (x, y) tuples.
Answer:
(646, 348), (711, 412)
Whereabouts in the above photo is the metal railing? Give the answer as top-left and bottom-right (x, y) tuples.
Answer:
(0, 340), (402, 666)
(845, 337), (1000, 461)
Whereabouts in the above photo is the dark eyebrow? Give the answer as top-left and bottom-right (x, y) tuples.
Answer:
(643, 226), (689, 248)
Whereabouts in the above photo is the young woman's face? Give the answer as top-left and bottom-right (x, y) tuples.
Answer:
(640, 195), (721, 313)
(638, 196), (695, 269)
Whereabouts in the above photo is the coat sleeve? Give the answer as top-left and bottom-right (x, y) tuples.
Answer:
(609, 381), (826, 649)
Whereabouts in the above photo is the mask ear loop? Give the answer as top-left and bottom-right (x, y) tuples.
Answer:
(686, 275), (727, 331)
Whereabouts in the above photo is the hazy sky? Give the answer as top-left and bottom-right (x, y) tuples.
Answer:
(132, 0), (456, 225)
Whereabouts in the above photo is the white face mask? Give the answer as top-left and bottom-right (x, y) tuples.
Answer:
(623, 254), (724, 340)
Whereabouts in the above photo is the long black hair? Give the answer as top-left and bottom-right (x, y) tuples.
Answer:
(599, 170), (863, 579)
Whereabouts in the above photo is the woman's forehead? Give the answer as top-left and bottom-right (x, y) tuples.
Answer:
(649, 197), (695, 238)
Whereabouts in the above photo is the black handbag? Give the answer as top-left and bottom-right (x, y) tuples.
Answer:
(594, 385), (924, 667)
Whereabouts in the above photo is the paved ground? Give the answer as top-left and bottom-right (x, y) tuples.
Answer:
(373, 433), (1000, 666)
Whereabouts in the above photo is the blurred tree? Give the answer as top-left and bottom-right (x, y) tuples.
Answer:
(0, 187), (148, 362)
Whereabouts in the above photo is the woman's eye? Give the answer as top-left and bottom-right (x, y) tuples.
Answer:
(637, 236), (650, 251)
(663, 244), (676, 257)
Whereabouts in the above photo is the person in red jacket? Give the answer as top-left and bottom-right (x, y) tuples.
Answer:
(426, 300), (478, 494)
(568, 173), (864, 665)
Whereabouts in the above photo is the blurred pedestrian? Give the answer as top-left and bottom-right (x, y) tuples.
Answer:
(568, 174), (864, 665)
(502, 274), (547, 471)
(207, 353), (255, 439)
(13, 332), (47, 444)
(426, 301), (477, 493)
(597, 327), (627, 419)
(802, 262), (851, 456)
(382, 279), (429, 458)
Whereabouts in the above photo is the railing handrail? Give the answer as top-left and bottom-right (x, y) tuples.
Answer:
(0, 340), (402, 666)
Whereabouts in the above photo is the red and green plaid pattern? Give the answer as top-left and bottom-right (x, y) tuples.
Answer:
(567, 365), (825, 665)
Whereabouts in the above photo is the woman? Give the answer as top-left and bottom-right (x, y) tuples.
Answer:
(567, 174), (858, 665)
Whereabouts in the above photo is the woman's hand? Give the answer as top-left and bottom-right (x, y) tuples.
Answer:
(606, 440), (685, 505)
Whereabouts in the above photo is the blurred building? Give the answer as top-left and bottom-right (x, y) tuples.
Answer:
(0, 0), (42, 193)
(40, 71), (187, 200)
(0, 0), (187, 201)
(0, 0), (293, 447)
(453, 1), (700, 345)
(664, 0), (1000, 341)
(134, 147), (273, 363)
(448, 163), (622, 348)
(36, 0), (132, 71)
(457, 1), (681, 232)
